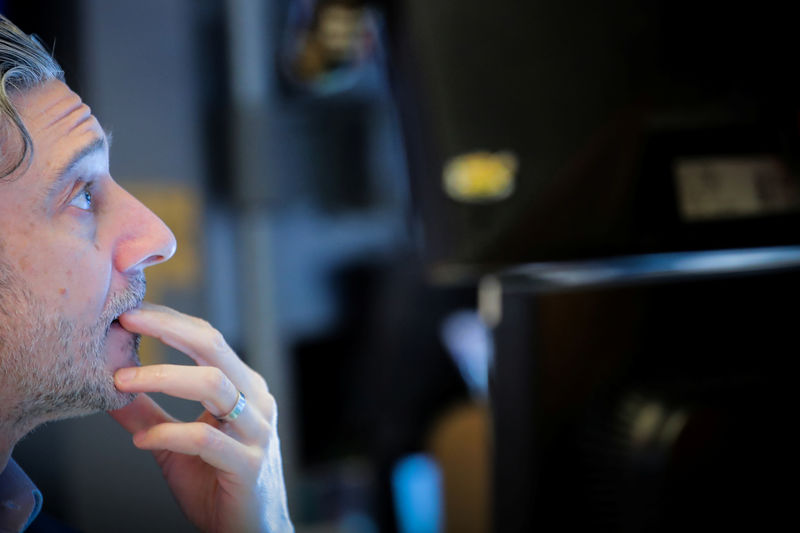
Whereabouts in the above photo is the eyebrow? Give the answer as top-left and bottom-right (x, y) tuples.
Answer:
(44, 134), (110, 200)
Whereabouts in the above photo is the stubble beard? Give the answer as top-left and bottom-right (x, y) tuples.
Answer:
(0, 260), (145, 436)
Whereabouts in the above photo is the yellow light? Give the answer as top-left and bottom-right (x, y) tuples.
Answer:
(443, 151), (518, 203)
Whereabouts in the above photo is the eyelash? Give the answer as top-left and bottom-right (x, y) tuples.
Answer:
(69, 182), (94, 211)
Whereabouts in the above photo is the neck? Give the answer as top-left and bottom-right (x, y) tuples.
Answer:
(1, 444), (11, 472)
(1, 382), (46, 470)
(1, 418), (27, 473)
(2, 420), (43, 471)
(1, 411), (21, 473)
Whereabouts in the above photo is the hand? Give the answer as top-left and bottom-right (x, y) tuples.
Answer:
(109, 302), (293, 533)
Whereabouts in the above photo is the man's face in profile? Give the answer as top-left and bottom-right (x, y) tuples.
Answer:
(0, 79), (176, 432)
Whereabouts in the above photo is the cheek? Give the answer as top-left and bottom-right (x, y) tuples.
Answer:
(57, 250), (111, 314)
(21, 242), (112, 318)
(1, 210), (111, 317)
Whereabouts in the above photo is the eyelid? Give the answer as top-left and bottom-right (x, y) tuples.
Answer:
(67, 180), (94, 211)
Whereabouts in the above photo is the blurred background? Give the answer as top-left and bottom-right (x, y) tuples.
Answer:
(2, 0), (799, 532)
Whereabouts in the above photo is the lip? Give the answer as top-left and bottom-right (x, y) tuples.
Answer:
(107, 319), (125, 336)
(106, 309), (133, 334)
(108, 303), (142, 328)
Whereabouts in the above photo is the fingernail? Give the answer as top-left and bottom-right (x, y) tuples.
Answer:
(133, 431), (146, 446)
(116, 367), (137, 384)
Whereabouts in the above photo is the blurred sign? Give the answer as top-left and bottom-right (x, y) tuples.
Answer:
(443, 151), (517, 203)
(674, 156), (800, 221)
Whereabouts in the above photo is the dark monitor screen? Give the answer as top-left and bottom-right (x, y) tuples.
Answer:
(388, 0), (800, 277)
(490, 268), (796, 532)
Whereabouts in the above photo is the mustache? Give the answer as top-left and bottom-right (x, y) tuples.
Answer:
(100, 275), (146, 329)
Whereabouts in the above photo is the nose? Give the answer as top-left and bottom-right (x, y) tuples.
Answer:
(111, 184), (177, 273)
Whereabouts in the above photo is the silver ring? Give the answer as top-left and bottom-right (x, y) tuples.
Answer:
(217, 391), (246, 422)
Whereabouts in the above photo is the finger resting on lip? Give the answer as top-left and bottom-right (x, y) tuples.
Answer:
(118, 305), (253, 390)
(115, 364), (240, 419)
(133, 422), (253, 475)
(118, 306), (226, 365)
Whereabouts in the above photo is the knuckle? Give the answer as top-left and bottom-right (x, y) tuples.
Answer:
(207, 327), (228, 354)
(263, 393), (278, 425)
(193, 316), (213, 330)
(264, 391), (276, 409)
(204, 367), (230, 399)
(195, 424), (220, 450)
(192, 425), (210, 448)
(152, 366), (169, 385)
(252, 371), (269, 392)
(252, 417), (271, 444)
(245, 447), (266, 473)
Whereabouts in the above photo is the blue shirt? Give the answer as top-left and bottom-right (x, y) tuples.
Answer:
(0, 460), (42, 533)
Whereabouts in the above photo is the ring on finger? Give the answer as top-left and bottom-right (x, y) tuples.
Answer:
(216, 391), (246, 422)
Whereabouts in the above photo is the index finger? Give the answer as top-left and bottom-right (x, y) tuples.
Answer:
(118, 302), (255, 393)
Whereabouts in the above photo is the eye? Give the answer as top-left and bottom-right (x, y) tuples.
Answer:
(68, 183), (93, 211)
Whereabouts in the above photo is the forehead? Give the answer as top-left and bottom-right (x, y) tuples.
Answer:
(11, 79), (105, 163)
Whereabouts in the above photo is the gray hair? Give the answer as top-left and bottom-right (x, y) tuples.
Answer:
(0, 15), (64, 179)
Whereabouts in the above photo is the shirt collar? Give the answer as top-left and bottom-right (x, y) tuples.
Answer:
(0, 459), (42, 533)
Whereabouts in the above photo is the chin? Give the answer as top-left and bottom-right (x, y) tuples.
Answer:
(103, 389), (139, 412)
